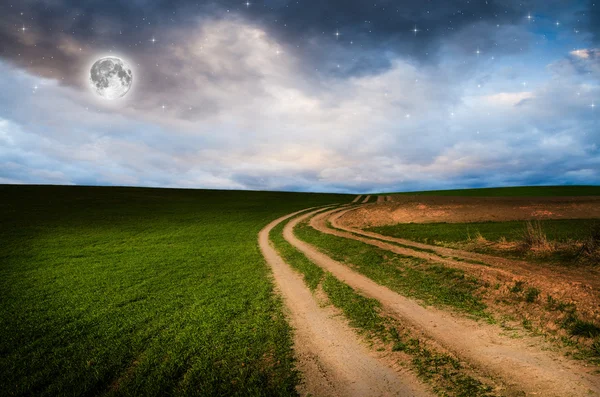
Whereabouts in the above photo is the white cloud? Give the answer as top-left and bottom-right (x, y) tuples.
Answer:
(0, 17), (599, 192)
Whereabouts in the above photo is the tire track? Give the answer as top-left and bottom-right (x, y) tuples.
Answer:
(284, 209), (600, 397)
(259, 208), (432, 397)
(351, 195), (362, 203)
(328, 207), (600, 290)
(361, 195), (371, 204)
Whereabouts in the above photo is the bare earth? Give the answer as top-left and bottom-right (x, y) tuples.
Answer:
(258, 208), (433, 397)
(341, 195), (600, 227)
(285, 208), (600, 396)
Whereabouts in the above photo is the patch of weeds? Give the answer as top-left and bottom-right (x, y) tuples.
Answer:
(571, 319), (600, 338)
(522, 318), (533, 330)
(525, 287), (540, 303)
(520, 220), (553, 252)
(560, 312), (579, 329)
(509, 281), (525, 294)
(546, 295), (577, 313)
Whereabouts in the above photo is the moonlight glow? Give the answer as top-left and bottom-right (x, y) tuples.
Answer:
(89, 57), (133, 100)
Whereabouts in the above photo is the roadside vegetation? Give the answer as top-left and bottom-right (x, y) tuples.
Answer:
(369, 219), (600, 265)
(320, 211), (600, 366)
(270, 215), (497, 397)
(0, 185), (347, 396)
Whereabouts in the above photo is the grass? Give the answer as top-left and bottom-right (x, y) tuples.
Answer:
(294, 221), (489, 319)
(570, 320), (600, 338)
(368, 219), (600, 265)
(389, 332), (494, 397)
(270, 215), (496, 396)
(369, 219), (598, 245)
(385, 185), (600, 197)
(0, 185), (349, 396)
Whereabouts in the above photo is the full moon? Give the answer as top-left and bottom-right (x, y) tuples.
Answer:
(89, 57), (133, 100)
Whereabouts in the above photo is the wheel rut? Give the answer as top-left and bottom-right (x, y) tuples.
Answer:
(284, 208), (600, 397)
(259, 208), (433, 397)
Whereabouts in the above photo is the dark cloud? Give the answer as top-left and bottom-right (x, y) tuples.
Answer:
(1, 0), (587, 88)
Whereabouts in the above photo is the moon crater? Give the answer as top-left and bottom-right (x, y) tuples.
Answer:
(89, 57), (133, 100)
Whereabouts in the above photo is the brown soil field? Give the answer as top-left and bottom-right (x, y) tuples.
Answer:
(340, 196), (600, 228)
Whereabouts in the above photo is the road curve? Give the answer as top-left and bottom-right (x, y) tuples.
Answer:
(258, 207), (433, 397)
(284, 209), (600, 397)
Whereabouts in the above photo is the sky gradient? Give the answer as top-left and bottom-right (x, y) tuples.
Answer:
(0, 0), (598, 193)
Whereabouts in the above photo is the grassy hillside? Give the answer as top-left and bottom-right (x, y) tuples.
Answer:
(0, 185), (349, 396)
(386, 185), (600, 197)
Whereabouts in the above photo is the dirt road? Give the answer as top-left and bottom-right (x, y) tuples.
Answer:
(258, 209), (433, 397)
(284, 209), (600, 397)
(324, 206), (600, 319)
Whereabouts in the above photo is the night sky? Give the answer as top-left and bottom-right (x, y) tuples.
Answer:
(0, 0), (598, 193)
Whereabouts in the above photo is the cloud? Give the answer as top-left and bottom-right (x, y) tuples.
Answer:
(0, 10), (599, 193)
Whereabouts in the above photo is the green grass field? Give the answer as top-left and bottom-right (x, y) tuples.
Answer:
(385, 185), (600, 197)
(0, 185), (348, 396)
(369, 219), (599, 244)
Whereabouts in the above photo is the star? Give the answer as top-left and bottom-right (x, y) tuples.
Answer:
(412, 25), (419, 36)
(21, 24), (26, 33)
(245, 1), (251, 7)
(335, 30), (340, 39)
(555, 21), (560, 26)
(151, 37), (157, 44)
(475, 48), (481, 56)
(527, 13), (533, 22)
